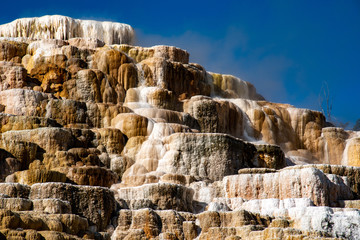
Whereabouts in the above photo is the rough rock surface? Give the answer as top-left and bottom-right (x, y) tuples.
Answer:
(30, 182), (116, 231)
(158, 133), (257, 181)
(113, 182), (194, 212)
(224, 166), (354, 206)
(0, 15), (358, 239)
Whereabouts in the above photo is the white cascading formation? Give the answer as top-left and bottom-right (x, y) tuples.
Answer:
(0, 15), (135, 45)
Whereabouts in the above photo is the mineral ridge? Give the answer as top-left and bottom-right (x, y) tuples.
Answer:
(0, 15), (358, 239)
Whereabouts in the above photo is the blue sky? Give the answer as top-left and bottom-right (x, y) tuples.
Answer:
(1, 0), (359, 127)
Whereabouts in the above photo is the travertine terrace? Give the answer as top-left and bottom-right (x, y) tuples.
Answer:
(0, 15), (359, 239)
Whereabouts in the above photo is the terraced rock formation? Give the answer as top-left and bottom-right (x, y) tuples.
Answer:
(0, 15), (359, 239)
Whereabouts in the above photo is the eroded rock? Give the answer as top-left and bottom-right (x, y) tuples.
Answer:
(0, 15), (358, 240)
(114, 183), (194, 212)
(30, 182), (116, 231)
(158, 133), (257, 181)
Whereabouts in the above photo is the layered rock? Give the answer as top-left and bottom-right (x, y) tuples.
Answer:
(253, 144), (286, 169)
(30, 182), (116, 231)
(118, 44), (190, 64)
(114, 182), (194, 212)
(210, 72), (264, 100)
(0, 15), (358, 239)
(0, 40), (28, 62)
(158, 133), (257, 181)
(223, 166), (354, 206)
(183, 96), (245, 138)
